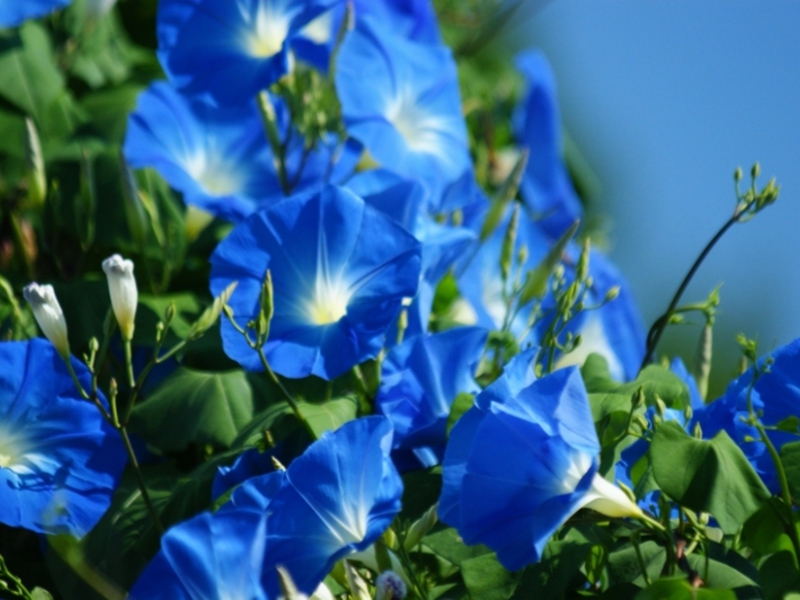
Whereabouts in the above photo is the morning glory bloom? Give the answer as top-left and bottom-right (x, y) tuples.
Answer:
(220, 416), (403, 596)
(210, 185), (422, 379)
(352, 0), (440, 44)
(124, 82), (284, 222)
(157, 0), (342, 105)
(440, 357), (641, 571)
(693, 338), (800, 493)
(513, 50), (583, 238)
(129, 508), (270, 600)
(336, 19), (472, 210)
(0, 339), (126, 537)
(0, 0), (70, 27)
(376, 327), (488, 469)
(346, 169), (476, 339)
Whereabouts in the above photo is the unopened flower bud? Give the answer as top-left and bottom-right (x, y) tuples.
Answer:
(604, 286), (620, 303)
(102, 254), (138, 341)
(23, 282), (70, 360)
(734, 166), (743, 183)
(375, 571), (407, 600)
(751, 162), (760, 180)
(24, 117), (46, 208)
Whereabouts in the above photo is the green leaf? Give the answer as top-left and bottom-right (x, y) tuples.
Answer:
(31, 589), (55, 600)
(635, 578), (736, 600)
(742, 498), (796, 556)
(0, 24), (63, 121)
(230, 400), (298, 449)
(513, 540), (592, 600)
(422, 526), (492, 568)
(781, 441), (800, 500)
(583, 356), (691, 409)
(760, 551), (800, 600)
(650, 421), (770, 534)
(685, 554), (758, 594)
(298, 396), (358, 438)
(80, 84), (144, 143)
(607, 540), (665, 587)
(460, 553), (520, 600)
(776, 416), (800, 434)
(581, 353), (614, 391)
(130, 368), (271, 451)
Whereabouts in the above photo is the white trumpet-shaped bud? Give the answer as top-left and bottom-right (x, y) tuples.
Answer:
(581, 473), (644, 519)
(102, 254), (138, 341)
(23, 283), (70, 360)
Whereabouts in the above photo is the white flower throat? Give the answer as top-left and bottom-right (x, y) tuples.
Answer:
(306, 274), (351, 325)
(304, 238), (353, 326)
(243, 3), (290, 58)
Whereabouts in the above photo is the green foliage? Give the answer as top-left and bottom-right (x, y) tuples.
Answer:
(298, 396), (359, 438)
(780, 441), (800, 500)
(634, 578), (735, 600)
(129, 367), (273, 452)
(650, 422), (770, 534)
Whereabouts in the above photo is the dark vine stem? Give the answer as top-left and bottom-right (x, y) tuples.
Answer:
(640, 197), (757, 371)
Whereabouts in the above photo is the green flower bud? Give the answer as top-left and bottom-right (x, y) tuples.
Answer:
(24, 117), (46, 209)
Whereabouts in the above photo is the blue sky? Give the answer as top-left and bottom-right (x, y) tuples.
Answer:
(507, 1), (800, 390)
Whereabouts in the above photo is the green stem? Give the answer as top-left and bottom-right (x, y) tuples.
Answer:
(123, 339), (135, 390)
(257, 91), (290, 194)
(641, 197), (758, 370)
(256, 346), (317, 441)
(0, 553), (34, 600)
(755, 418), (800, 563)
(392, 526), (429, 600)
(742, 371), (800, 563)
(631, 532), (652, 586)
(119, 426), (164, 536)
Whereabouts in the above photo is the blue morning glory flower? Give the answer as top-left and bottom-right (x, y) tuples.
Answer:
(221, 416), (403, 596)
(346, 169), (476, 339)
(157, 0), (342, 105)
(124, 82), (282, 222)
(376, 327), (488, 469)
(513, 50), (583, 238)
(0, 0), (70, 27)
(693, 338), (800, 493)
(352, 0), (440, 44)
(0, 339), (126, 538)
(335, 18), (472, 210)
(129, 508), (270, 600)
(440, 356), (641, 570)
(124, 82), (357, 222)
(210, 185), (422, 379)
